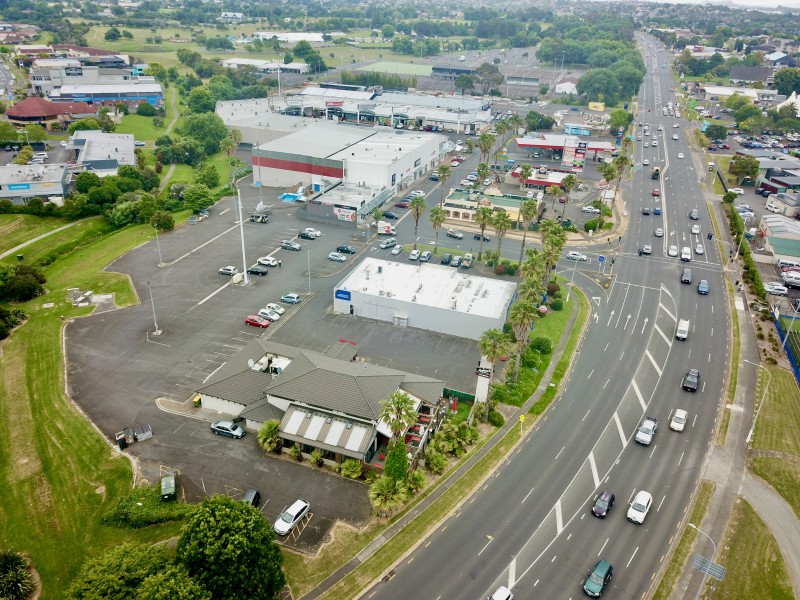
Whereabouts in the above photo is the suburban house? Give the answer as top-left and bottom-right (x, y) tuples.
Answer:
(196, 339), (446, 470)
(728, 66), (773, 86)
(219, 12), (244, 22)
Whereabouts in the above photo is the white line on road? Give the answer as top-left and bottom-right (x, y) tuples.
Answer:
(654, 323), (671, 345)
(692, 414), (698, 428)
(604, 342), (610, 351)
(587, 369), (594, 379)
(198, 282), (232, 305)
(582, 409), (591, 422)
(522, 487), (536, 504)
(626, 546), (639, 568)
(588, 453), (601, 488)
(659, 302), (676, 322)
(219, 208), (231, 215)
(632, 379), (647, 411)
(555, 501), (563, 534)
(678, 451), (684, 466)
(598, 537), (609, 556)
(645, 349), (663, 376)
(614, 411), (627, 445)
(603, 379), (610, 389)
(509, 559), (516, 588)
(619, 350), (625, 361)
(477, 537), (494, 556)
(555, 446), (565, 459)
(657, 495), (666, 512)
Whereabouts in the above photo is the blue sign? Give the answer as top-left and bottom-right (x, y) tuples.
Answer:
(598, 255), (605, 263)
(8, 183), (31, 190)
(335, 289), (351, 301)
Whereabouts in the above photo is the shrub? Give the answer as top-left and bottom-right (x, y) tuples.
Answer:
(583, 218), (598, 232)
(408, 469), (427, 494)
(506, 263), (518, 275)
(102, 484), (194, 528)
(494, 263), (507, 275)
(547, 281), (560, 295)
(136, 102), (156, 116)
(530, 336), (553, 354)
(0, 549), (35, 600)
(339, 458), (363, 479)
(289, 444), (302, 461)
(424, 447), (446, 474)
(257, 420), (281, 453)
(309, 449), (324, 467)
(369, 475), (408, 516)
(550, 298), (564, 311)
(384, 440), (409, 482)
(487, 409), (505, 427)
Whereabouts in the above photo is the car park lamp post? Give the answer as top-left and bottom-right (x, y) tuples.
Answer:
(153, 224), (163, 267)
(688, 523), (717, 600)
(147, 281), (161, 335)
(733, 216), (752, 261)
(235, 183), (249, 285)
(743, 359), (772, 444)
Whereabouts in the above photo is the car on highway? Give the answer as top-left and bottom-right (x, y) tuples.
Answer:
(642, 244), (652, 255)
(652, 188), (661, 196)
(474, 233), (491, 241)
(677, 152), (684, 159)
(682, 368), (700, 392)
(210, 420), (246, 438)
(274, 498), (310, 535)
(697, 280), (709, 295)
(245, 314), (271, 328)
(265, 302), (285, 315)
(691, 224), (701, 234)
(409, 249), (420, 261)
(680, 247), (691, 261)
(673, 123), (680, 128)
(643, 142), (650, 147)
(298, 230), (316, 240)
(328, 252), (347, 262)
(281, 240), (301, 251)
(668, 245), (679, 257)
(642, 207), (651, 215)
(219, 265), (238, 276)
(379, 237), (397, 249)
(257, 256), (278, 267)
(635, 416), (658, 445)
(247, 265), (269, 276)
(591, 490), (615, 518)
(395, 200), (411, 208)
(652, 140), (658, 146)
(567, 251), (588, 261)
(765, 282), (788, 296)
(582, 206), (601, 214)
(256, 308), (281, 322)
(583, 559), (613, 597)
(391, 245), (403, 255)
(446, 229), (464, 239)
(383, 211), (399, 220)
(488, 586), (513, 600)
(450, 160), (460, 167)
(670, 409), (688, 432)
(695, 244), (705, 255)
(627, 490), (653, 523)
(643, 159), (650, 165)
(689, 209), (699, 220)
(654, 227), (664, 237)
(281, 293), (302, 304)
(730, 187), (745, 195)
(336, 245), (356, 254)
(681, 267), (692, 284)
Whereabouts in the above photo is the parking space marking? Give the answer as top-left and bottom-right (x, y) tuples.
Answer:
(555, 500), (563, 534)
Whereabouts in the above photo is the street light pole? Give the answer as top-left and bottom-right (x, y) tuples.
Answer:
(688, 523), (717, 600)
(307, 249), (312, 293)
(235, 183), (249, 285)
(743, 359), (772, 444)
(153, 224), (163, 267)
(566, 255), (578, 302)
(147, 281), (161, 335)
(734, 215), (752, 260)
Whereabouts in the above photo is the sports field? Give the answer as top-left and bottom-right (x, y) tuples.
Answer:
(357, 61), (433, 76)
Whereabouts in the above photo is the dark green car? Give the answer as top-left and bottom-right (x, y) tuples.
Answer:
(583, 559), (613, 597)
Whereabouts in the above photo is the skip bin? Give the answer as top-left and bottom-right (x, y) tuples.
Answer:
(160, 475), (176, 502)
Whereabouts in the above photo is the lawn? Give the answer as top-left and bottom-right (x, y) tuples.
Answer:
(749, 365), (800, 518)
(709, 499), (794, 600)
(0, 214), (77, 259)
(0, 223), (184, 598)
(0, 216), (107, 267)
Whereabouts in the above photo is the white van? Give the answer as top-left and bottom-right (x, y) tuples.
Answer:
(708, 162), (715, 171)
(778, 259), (800, 269)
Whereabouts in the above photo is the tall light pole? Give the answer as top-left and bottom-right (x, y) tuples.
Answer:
(688, 523), (717, 600)
(153, 224), (163, 267)
(566, 255), (579, 302)
(235, 183), (249, 285)
(307, 249), (312, 293)
(147, 281), (161, 335)
(734, 215), (752, 260)
(743, 359), (772, 444)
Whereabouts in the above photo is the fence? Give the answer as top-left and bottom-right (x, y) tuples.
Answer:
(773, 314), (800, 384)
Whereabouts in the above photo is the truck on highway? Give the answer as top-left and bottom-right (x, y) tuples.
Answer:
(676, 318), (690, 340)
(651, 167), (661, 180)
(635, 416), (658, 445)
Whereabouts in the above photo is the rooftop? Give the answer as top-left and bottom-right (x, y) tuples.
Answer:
(6, 96), (95, 118)
(72, 130), (135, 166)
(336, 257), (517, 319)
(256, 122), (372, 159)
(329, 129), (443, 166)
(51, 82), (163, 96)
(762, 214), (800, 236)
(0, 163), (65, 183)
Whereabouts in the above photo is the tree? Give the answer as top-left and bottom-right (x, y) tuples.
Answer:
(369, 475), (408, 516)
(517, 198), (538, 264)
(774, 67), (800, 96)
(75, 171), (101, 193)
(437, 164), (451, 206)
(476, 133), (494, 164)
(608, 109), (632, 133)
(409, 197), (427, 250)
(136, 102), (156, 116)
(68, 117), (102, 134)
(429, 206), (446, 253)
(734, 104), (761, 124)
(704, 124), (728, 142)
(730, 154), (760, 182)
(518, 164), (532, 194)
(176, 495), (285, 600)
(0, 549), (35, 600)
(477, 329), (513, 420)
(544, 184), (560, 210)
(134, 565), (211, 600)
(540, 219), (566, 280)
(524, 111), (556, 132)
(477, 162), (490, 186)
(371, 207), (384, 229)
(494, 120), (509, 147)
(454, 74), (475, 96)
(194, 163), (220, 188)
(378, 391), (417, 442)
(475, 206), (493, 260)
(293, 40), (314, 58)
(507, 300), (539, 382)
(383, 440), (409, 482)
(150, 210), (174, 231)
(22, 124), (47, 143)
(560, 173), (578, 220)
(179, 113), (228, 155)
(12, 147), (32, 165)
(257, 419), (281, 453)
(104, 26), (121, 41)
(520, 247), (546, 294)
(0, 120), (18, 143)
(475, 62), (504, 95)
(182, 184), (213, 213)
(187, 88), (216, 114)
(492, 210), (513, 262)
(67, 543), (170, 599)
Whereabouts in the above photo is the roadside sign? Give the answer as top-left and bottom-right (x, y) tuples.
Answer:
(598, 255), (605, 263)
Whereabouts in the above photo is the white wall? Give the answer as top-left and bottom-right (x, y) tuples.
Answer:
(200, 394), (244, 417)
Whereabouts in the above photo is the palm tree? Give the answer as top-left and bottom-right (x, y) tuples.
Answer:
(369, 475), (408, 516)
(520, 247), (546, 287)
(466, 139), (475, 155)
(437, 164), (451, 206)
(429, 206), (446, 253)
(560, 174), (578, 220)
(517, 198), (539, 265)
(507, 114), (524, 136)
(518, 164), (533, 194)
(409, 197), (427, 250)
(539, 219), (566, 282)
(598, 162), (617, 184)
(546, 184), (561, 210)
(372, 207), (384, 230)
(378, 391), (418, 442)
(477, 162), (490, 185)
(477, 133), (494, 164)
(494, 120), (509, 146)
(229, 128), (242, 148)
(475, 206), (494, 260)
(492, 210), (513, 262)
(220, 136), (235, 182)
(611, 154), (629, 188)
(508, 300), (540, 382)
(478, 328), (513, 420)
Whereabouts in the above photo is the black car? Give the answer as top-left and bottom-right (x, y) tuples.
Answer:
(681, 268), (692, 284)
(474, 233), (490, 242)
(440, 253), (453, 265)
(689, 209), (699, 220)
(298, 230), (316, 240)
(682, 368), (700, 392)
(591, 490), (615, 518)
(429, 173), (440, 181)
(383, 211), (399, 220)
(247, 265), (269, 276)
(336, 245), (356, 254)
(642, 207), (651, 215)
(450, 256), (463, 268)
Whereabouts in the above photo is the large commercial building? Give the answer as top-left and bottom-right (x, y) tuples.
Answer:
(332, 257), (518, 340)
(30, 58), (150, 96)
(0, 164), (68, 204)
(48, 82), (164, 106)
(218, 58), (309, 74)
(68, 130), (136, 176)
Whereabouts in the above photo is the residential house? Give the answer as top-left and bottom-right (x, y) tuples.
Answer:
(728, 66), (774, 86)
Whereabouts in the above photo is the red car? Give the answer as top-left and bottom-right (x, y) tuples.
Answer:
(245, 315), (270, 328)
(651, 188), (661, 196)
(395, 201), (411, 208)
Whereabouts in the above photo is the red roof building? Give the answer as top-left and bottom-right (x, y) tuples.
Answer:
(5, 97), (96, 128)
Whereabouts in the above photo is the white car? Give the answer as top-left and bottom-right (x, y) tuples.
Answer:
(409, 249), (421, 261)
(274, 499), (310, 536)
(677, 152), (684, 159)
(673, 123), (680, 128)
(642, 159), (650, 165)
(766, 283), (789, 296)
(60, 140), (67, 147)
(257, 256), (278, 267)
(257, 308), (281, 322)
(582, 206), (601, 214)
(219, 265), (238, 276)
(643, 142), (650, 148)
(765, 203), (781, 213)
(304, 227), (321, 237)
(668, 245), (678, 257)
(328, 252), (347, 262)
(483, 178), (493, 186)
(390, 245), (402, 255)
(691, 224), (701, 234)
(567, 251), (588, 261)
(670, 409), (688, 432)
(265, 302), (285, 315)
(460, 179), (473, 186)
(642, 244), (652, 254)
(695, 244), (705, 255)
(451, 160), (460, 167)
(654, 227), (664, 237)
(627, 490), (653, 524)
(651, 140), (658, 147)
(730, 187), (745, 195)
(680, 247), (692, 261)
(409, 190), (426, 198)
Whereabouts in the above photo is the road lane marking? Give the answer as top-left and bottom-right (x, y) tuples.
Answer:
(632, 380), (647, 411)
(522, 487), (536, 504)
(654, 323), (671, 345)
(588, 453), (600, 488)
(587, 369), (594, 379)
(555, 501), (563, 534)
(659, 302), (676, 322)
(198, 282), (232, 306)
(582, 409), (591, 422)
(603, 379), (610, 389)
(614, 411), (626, 445)
(657, 495), (666, 512)
(555, 446), (565, 459)
(477, 537), (493, 556)
(626, 546), (639, 568)
(598, 537), (609, 556)
(645, 349), (662, 376)
(509, 559), (516, 588)
(678, 451), (684, 466)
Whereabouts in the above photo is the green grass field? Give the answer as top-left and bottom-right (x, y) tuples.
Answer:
(356, 61), (433, 76)
(0, 215), (77, 259)
(0, 222), (184, 598)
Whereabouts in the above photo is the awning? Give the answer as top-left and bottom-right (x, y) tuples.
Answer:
(279, 404), (376, 460)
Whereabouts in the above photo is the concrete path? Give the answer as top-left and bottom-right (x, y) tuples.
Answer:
(0, 220), (82, 260)
(158, 87), (181, 194)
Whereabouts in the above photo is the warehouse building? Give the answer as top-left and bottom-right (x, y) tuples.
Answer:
(69, 130), (136, 176)
(332, 257), (517, 340)
(30, 58), (151, 96)
(0, 164), (68, 204)
(48, 82), (164, 106)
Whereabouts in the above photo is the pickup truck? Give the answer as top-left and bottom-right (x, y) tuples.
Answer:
(635, 416), (658, 445)
(676, 318), (690, 340)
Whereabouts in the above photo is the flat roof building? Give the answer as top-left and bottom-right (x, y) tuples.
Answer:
(48, 82), (163, 105)
(70, 130), (135, 175)
(0, 164), (68, 204)
(332, 257), (517, 340)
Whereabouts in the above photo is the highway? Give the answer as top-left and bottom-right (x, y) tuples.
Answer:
(365, 36), (730, 600)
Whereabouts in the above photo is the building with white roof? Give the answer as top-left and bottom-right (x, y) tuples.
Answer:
(697, 84), (778, 105)
(0, 163), (68, 204)
(30, 59), (149, 96)
(69, 130), (135, 176)
(332, 257), (517, 340)
(48, 82), (163, 105)
(253, 32), (328, 43)
(218, 57), (309, 74)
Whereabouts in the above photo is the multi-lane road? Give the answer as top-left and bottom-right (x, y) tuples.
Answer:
(365, 37), (730, 600)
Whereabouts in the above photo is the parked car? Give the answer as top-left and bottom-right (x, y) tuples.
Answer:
(379, 237), (397, 249)
(626, 490), (653, 523)
(336, 245), (356, 254)
(242, 489), (261, 507)
(460, 179), (474, 186)
(765, 282), (789, 296)
(450, 256), (463, 268)
(582, 206), (601, 214)
(298, 230), (316, 240)
(429, 173), (440, 181)
(408, 250), (421, 261)
(219, 266), (238, 276)
(395, 201), (410, 208)
(440, 253), (453, 265)
(446, 229), (464, 239)
(265, 302), (285, 315)
(383, 211), (399, 220)
(281, 293), (302, 304)
(256, 308), (281, 322)
(273, 499), (311, 535)
(247, 265), (269, 276)
(210, 420), (246, 438)
(391, 245), (403, 255)
(303, 227), (321, 237)
(409, 190), (426, 198)
(328, 252), (347, 262)
(682, 368), (700, 392)
(730, 187), (745, 195)
(258, 256), (278, 267)
(591, 490), (615, 518)
(245, 315), (271, 328)
(419, 251), (432, 262)
(281, 240), (301, 251)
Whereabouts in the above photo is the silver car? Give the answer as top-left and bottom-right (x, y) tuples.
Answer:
(274, 499), (310, 535)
